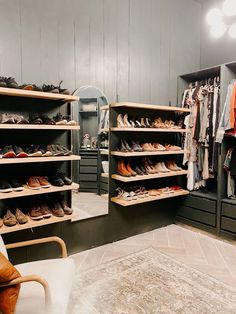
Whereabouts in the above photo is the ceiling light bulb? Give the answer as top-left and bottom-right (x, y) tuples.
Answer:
(229, 22), (236, 38)
(206, 8), (223, 25)
(223, 0), (236, 17)
(210, 22), (227, 38)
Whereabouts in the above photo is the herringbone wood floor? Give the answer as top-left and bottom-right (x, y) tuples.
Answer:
(71, 224), (236, 288)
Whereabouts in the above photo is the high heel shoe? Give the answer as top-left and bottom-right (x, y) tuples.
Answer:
(123, 114), (132, 127)
(140, 118), (147, 128)
(145, 118), (151, 128)
(135, 120), (142, 128)
(123, 139), (133, 151)
(117, 114), (124, 128)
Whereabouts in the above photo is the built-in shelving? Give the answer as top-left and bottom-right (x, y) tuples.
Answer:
(0, 87), (79, 101)
(0, 124), (80, 130)
(111, 150), (188, 157)
(0, 155), (81, 165)
(101, 128), (109, 132)
(101, 173), (109, 178)
(111, 189), (189, 207)
(101, 105), (109, 110)
(112, 170), (188, 182)
(0, 183), (79, 200)
(111, 102), (191, 113)
(100, 149), (109, 155)
(110, 127), (187, 133)
(0, 211), (79, 235)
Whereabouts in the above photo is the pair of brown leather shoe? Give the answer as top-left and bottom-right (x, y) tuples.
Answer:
(117, 160), (137, 177)
(3, 208), (28, 226)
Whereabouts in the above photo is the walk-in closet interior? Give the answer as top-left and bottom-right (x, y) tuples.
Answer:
(2, 0), (236, 313)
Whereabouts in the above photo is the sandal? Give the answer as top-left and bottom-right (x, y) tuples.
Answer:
(165, 145), (182, 151)
(148, 189), (161, 196)
(134, 187), (145, 199)
(116, 188), (132, 201)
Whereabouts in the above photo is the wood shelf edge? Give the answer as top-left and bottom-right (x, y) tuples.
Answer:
(110, 102), (190, 113)
(111, 190), (189, 206)
(110, 127), (188, 132)
(111, 170), (188, 182)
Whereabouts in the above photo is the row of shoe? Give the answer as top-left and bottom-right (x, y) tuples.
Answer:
(116, 186), (183, 201)
(0, 113), (76, 125)
(117, 159), (183, 177)
(0, 198), (73, 227)
(0, 77), (70, 94)
(0, 172), (72, 193)
(117, 114), (182, 129)
(118, 139), (182, 152)
(0, 144), (72, 158)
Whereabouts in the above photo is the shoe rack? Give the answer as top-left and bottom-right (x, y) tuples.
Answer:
(0, 87), (80, 234)
(98, 104), (109, 197)
(109, 102), (190, 207)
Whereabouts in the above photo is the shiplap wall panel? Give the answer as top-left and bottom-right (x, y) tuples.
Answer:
(0, 1), (21, 82)
(40, 0), (60, 85)
(150, 0), (161, 105)
(20, 0), (42, 84)
(117, 0), (129, 102)
(104, 0), (117, 102)
(0, 0), (200, 105)
(74, 0), (91, 88)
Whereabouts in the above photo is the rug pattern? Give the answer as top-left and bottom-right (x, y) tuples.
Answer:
(71, 248), (236, 314)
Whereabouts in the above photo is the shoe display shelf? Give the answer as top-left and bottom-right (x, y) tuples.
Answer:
(0, 88), (80, 233)
(98, 104), (109, 196)
(0, 124), (80, 130)
(0, 86), (78, 101)
(109, 102), (190, 207)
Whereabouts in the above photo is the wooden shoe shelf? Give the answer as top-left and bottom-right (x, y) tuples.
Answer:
(0, 88), (80, 233)
(109, 102), (189, 207)
(0, 183), (79, 201)
(0, 155), (81, 165)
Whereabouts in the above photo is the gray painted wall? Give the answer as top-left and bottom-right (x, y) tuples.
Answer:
(0, 0), (200, 106)
(201, 0), (236, 68)
(0, 0), (202, 261)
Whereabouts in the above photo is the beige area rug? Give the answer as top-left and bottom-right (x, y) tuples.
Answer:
(70, 248), (236, 314)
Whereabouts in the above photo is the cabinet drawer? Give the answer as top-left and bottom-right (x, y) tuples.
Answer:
(221, 217), (236, 233)
(100, 176), (108, 184)
(80, 181), (98, 189)
(222, 203), (236, 219)
(80, 166), (97, 174)
(80, 159), (97, 166)
(80, 174), (97, 181)
(100, 182), (108, 191)
(177, 206), (216, 226)
(180, 196), (216, 213)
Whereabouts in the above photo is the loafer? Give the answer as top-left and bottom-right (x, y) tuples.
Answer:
(26, 145), (43, 157)
(49, 176), (64, 186)
(14, 145), (28, 158)
(1, 145), (16, 158)
(0, 180), (13, 193)
(9, 178), (24, 192)
(37, 176), (51, 188)
(15, 208), (28, 224)
(60, 200), (73, 215)
(3, 210), (17, 226)
(40, 204), (52, 218)
(29, 206), (44, 220)
(51, 202), (64, 217)
(27, 177), (41, 190)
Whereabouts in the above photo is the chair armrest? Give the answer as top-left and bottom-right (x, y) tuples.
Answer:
(5, 236), (67, 258)
(0, 275), (51, 311)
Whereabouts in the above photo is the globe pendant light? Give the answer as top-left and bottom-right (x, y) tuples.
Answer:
(223, 0), (236, 17)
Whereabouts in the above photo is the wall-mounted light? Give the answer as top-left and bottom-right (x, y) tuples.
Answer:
(207, 0), (236, 38)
